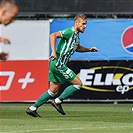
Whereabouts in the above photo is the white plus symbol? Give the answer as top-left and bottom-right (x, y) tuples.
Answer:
(18, 72), (35, 89)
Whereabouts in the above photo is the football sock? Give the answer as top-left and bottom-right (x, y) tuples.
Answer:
(55, 98), (62, 104)
(57, 85), (81, 102)
(29, 106), (36, 111)
(32, 89), (55, 109)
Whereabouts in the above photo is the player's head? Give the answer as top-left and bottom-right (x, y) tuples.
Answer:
(74, 14), (87, 33)
(0, 0), (19, 26)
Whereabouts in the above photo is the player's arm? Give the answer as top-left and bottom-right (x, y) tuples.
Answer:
(0, 37), (10, 44)
(76, 44), (98, 52)
(50, 32), (62, 60)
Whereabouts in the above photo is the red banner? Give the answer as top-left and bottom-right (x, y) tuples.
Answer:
(0, 60), (49, 102)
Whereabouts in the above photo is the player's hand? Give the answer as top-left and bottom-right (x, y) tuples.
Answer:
(50, 52), (57, 60)
(89, 47), (98, 52)
(0, 37), (11, 44)
(0, 52), (9, 61)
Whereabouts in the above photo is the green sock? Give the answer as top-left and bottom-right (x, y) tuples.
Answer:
(33, 90), (55, 108)
(58, 85), (80, 101)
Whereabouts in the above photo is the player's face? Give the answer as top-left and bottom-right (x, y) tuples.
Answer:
(76, 18), (87, 33)
(1, 7), (18, 26)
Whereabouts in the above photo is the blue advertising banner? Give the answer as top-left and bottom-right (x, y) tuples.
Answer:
(50, 19), (133, 60)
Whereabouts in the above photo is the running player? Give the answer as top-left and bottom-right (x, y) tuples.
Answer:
(0, 0), (19, 60)
(26, 14), (98, 117)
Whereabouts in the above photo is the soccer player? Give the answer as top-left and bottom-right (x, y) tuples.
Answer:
(0, 0), (19, 60)
(26, 14), (98, 117)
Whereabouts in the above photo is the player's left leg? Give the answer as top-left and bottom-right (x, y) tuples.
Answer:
(26, 82), (61, 117)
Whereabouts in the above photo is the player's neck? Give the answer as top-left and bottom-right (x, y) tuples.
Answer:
(73, 26), (79, 34)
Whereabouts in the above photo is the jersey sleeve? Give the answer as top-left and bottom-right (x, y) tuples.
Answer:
(59, 28), (73, 39)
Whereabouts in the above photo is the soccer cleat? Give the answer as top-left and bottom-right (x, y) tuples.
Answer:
(26, 108), (41, 117)
(51, 99), (66, 115)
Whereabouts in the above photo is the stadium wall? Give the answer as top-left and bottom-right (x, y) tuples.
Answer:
(0, 21), (49, 102)
(0, 19), (133, 102)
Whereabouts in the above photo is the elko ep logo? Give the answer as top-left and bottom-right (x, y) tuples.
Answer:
(79, 66), (133, 94)
(121, 26), (133, 54)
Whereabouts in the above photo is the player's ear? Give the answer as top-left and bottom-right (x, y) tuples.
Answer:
(74, 21), (77, 27)
(75, 19), (80, 26)
(1, 9), (7, 16)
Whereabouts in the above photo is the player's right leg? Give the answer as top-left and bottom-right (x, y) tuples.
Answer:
(26, 82), (61, 117)
(52, 76), (82, 115)
(51, 65), (82, 115)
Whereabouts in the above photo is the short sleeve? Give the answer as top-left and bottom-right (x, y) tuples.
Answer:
(59, 28), (73, 39)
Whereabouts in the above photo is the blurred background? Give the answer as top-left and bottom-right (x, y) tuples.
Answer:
(0, 0), (133, 103)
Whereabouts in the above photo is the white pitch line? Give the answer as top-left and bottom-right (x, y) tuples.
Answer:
(0, 127), (83, 133)
(97, 125), (132, 129)
(0, 126), (132, 133)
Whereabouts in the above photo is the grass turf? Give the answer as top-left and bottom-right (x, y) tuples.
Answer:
(0, 103), (133, 133)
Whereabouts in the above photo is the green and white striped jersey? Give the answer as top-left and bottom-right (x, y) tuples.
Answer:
(56, 27), (80, 66)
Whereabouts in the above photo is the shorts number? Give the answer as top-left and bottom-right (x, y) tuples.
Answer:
(66, 69), (73, 78)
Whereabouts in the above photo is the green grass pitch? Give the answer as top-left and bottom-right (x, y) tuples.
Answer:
(0, 103), (133, 133)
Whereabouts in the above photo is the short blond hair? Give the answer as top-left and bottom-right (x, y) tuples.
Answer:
(0, 0), (18, 9)
(74, 14), (87, 22)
